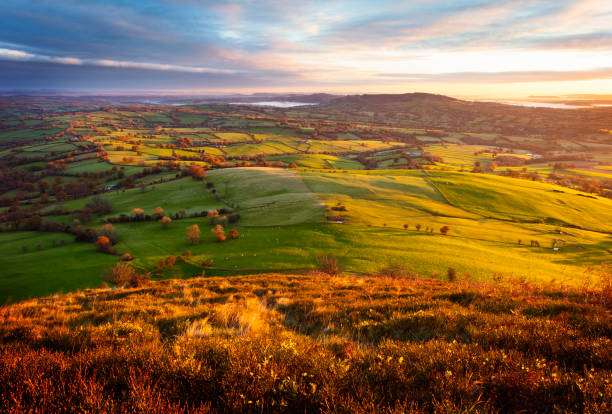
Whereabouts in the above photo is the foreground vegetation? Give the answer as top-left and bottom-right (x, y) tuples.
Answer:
(1, 271), (610, 413)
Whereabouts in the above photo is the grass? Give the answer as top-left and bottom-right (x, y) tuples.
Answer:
(429, 172), (612, 232)
(267, 153), (364, 169)
(3, 167), (611, 302)
(62, 176), (226, 218)
(0, 232), (117, 303)
(0, 272), (609, 412)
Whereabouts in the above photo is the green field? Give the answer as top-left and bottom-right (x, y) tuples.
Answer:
(3, 167), (612, 302)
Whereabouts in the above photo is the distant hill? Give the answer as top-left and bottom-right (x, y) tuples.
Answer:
(306, 92), (612, 138)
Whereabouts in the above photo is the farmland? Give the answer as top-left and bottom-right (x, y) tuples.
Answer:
(1, 94), (612, 302)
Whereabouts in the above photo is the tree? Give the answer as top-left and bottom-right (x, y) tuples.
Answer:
(187, 165), (206, 180)
(131, 208), (144, 217)
(152, 206), (164, 219)
(415, 224), (422, 231)
(186, 224), (200, 244)
(95, 236), (114, 254)
(102, 262), (136, 287)
(100, 223), (116, 238)
(440, 225), (450, 235)
(211, 224), (226, 241)
(228, 229), (240, 239)
(207, 209), (219, 223)
(159, 216), (172, 228)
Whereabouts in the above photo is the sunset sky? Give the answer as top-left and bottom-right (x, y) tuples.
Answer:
(1, 0), (612, 98)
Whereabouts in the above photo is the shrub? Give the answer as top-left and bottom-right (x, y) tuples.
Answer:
(440, 225), (451, 235)
(316, 254), (341, 276)
(377, 264), (415, 278)
(120, 253), (133, 261)
(102, 262), (137, 287)
(128, 273), (150, 288)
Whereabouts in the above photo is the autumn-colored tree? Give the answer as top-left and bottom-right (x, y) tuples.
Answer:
(100, 223), (116, 238)
(415, 224), (422, 231)
(440, 225), (450, 235)
(102, 262), (136, 287)
(206, 210), (218, 224)
(131, 208), (144, 217)
(211, 224), (226, 241)
(188, 165), (206, 180)
(228, 229), (240, 239)
(186, 224), (200, 244)
(159, 216), (172, 228)
(152, 206), (164, 218)
(95, 236), (114, 254)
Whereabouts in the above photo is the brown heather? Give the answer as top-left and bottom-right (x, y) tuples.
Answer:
(0, 273), (610, 413)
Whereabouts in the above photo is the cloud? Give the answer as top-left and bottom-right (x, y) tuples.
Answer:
(0, 48), (241, 74)
(1, 0), (611, 93)
(378, 67), (612, 83)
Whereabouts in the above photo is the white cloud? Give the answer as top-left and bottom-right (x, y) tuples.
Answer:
(0, 47), (241, 74)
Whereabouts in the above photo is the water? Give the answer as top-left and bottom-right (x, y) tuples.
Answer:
(500, 101), (586, 109)
(230, 101), (317, 108)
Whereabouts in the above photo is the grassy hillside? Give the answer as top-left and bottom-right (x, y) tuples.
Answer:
(1, 273), (609, 413)
(3, 168), (612, 302)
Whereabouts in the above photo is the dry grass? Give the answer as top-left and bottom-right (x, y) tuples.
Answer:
(0, 273), (610, 413)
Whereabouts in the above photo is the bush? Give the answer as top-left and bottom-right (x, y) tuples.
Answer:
(102, 262), (137, 287)
(440, 225), (451, 235)
(120, 253), (133, 261)
(378, 264), (415, 278)
(128, 273), (150, 288)
(316, 254), (341, 276)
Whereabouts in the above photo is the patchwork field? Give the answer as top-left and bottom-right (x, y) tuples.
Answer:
(1, 96), (612, 303)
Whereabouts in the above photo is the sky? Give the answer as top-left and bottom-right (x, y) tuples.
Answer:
(1, 0), (612, 98)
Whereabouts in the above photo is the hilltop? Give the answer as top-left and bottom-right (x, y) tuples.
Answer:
(0, 272), (610, 413)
